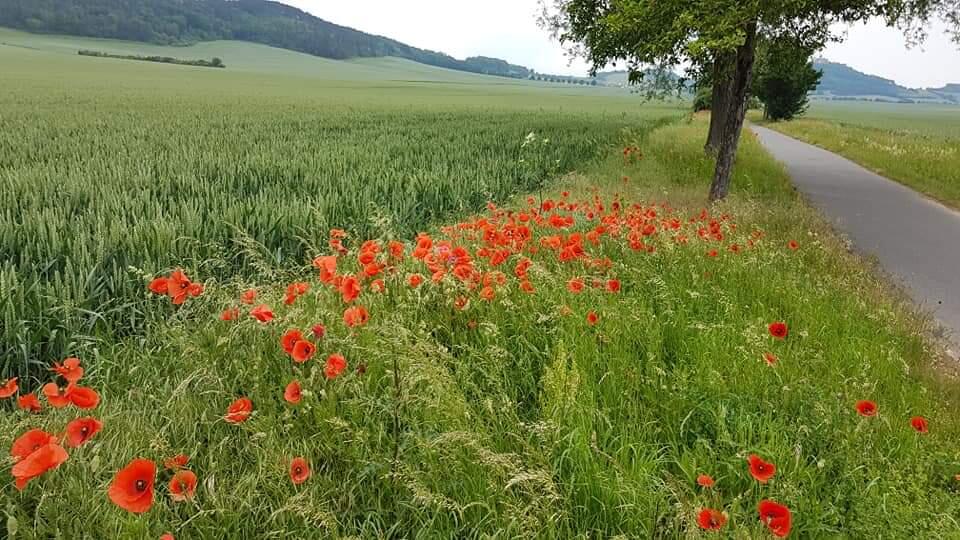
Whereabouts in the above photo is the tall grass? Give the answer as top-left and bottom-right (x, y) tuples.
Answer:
(0, 86), (676, 381)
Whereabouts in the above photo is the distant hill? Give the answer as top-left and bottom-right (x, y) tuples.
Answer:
(0, 0), (533, 80)
(813, 60), (960, 104)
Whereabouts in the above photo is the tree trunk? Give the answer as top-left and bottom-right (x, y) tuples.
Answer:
(705, 53), (734, 154)
(708, 22), (758, 202)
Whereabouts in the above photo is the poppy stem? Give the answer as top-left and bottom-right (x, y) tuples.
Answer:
(391, 333), (402, 469)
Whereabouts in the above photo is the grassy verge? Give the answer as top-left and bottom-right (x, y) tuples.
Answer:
(3, 116), (959, 538)
(756, 115), (960, 209)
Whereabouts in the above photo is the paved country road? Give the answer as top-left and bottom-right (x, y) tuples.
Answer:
(752, 125), (960, 347)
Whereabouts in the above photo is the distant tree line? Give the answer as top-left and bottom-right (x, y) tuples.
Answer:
(78, 49), (225, 68)
(528, 73), (599, 86)
(0, 0), (536, 80)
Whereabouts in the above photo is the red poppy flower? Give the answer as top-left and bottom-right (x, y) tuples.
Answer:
(240, 289), (257, 305)
(454, 296), (469, 311)
(748, 454), (776, 483)
(408, 274), (424, 288)
(606, 279), (621, 293)
(697, 508), (727, 530)
(310, 324), (326, 339)
(911, 416), (929, 433)
(0, 377), (17, 398)
(225, 397), (253, 424)
(855, 400), (877, 417)
(148, 277), (169, 295)
(220, 308), (240, 321)
(65, 417), (103, 448)
(11, 429), (57, 461)
(284, 380), (302, 404)
(339, 275), (362, 303)
(12, 442), (69, 490)
(768, 322), (788, 339)
(42, 383), (71, 408)
(325, 354), (347, 380)
(758, 500), (792, 538)
(370, 279), (386, 293)
(52, 357), (84, 383)
(250, 304), (274, 323)
(519, 280), (535, 293)
(164, 454), (189, 470)
(169, 470), (197, 502)
(763, 352), (778, 366)
(343, 305), (369, 328)
(160, 534), (174, 540)
(697, 474), (715, 488)
(18, 393), (41, 412)
(66, 384), (100, 409)
(280, 329), (304, 354)
(313, 255), (338, 283)
(479, 286), (496, 301)
(586, 311), (599, 326)
(566, 278), (584, 293)
(290, 457), (311, 485)
(788, 240), (800, 250)
(108, 458), (156, 513)
(707, 249), (719, 258)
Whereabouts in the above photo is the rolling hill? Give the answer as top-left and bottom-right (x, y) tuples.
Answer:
(0, 0), (535, 80)
(813, 59), (960, 104)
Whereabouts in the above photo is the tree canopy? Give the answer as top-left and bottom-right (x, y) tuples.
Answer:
(752, 38), (822, 121)
(542, 0), (960, 200)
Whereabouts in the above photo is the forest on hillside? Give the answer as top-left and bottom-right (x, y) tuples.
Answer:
(0, 0), (533, 79)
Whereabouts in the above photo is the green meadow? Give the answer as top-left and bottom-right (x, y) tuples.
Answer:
(3, 28), (960, 539)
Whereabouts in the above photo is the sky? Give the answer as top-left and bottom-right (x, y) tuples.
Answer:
(283, 0), (960, 88)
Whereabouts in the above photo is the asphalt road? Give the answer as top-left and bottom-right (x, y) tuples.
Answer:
(752, 125), (960, 345)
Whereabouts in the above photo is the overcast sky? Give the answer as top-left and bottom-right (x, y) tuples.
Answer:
(283, 0), (960, 88)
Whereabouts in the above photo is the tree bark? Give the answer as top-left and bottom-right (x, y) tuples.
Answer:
(705, 53), (734, 154)
(708, 22), (758, 202)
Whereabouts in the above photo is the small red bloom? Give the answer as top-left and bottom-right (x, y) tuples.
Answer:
(12, 442), (68, 490)
(169, 470), (198, 502)
(284, 380), (302, 404)
(567, 278), (584, 294)
(0, 377), (17, 398)
(11, 429), (57, 461)
(911, 416), (929, 433)
(52, 357), (84, 383)
(17, 393), (41, 412)
(160, 534), (175, 540)
(758, 500), (792, 538)
(148, 277), (169, 295)
(855, 400), (877, 417)
(697, 474), (715, 488)
(291, 340), (316, 364)
(697, 508), (727, 531)
(108, 458), (156, 513)
(788, 240), (800, 250)
(586, 311), (599, 326)
(748, 454), (776, 483)
(290, 456), (310, 485)
(240, 289), (257, 305)
(312, 324), (326, 339)
(768, 322), (788, 339)
(606, 279), (621, 293)
(220, 308), (240, 321)
(343, 305), (369, 328)
(164, 454), (189, 470)
(225, 397), (253, 424)
(479, 286), (495, 301)
(763, 352), (778, 366)
(281, 329), (304, 354)
(65, 417), (103, 448)
(66, 384), (100, 409)
(325, 354), (347, 380)
(408, 274), (424, 288)
(42, 383), (71, 408)
(250, 304), (274, 323)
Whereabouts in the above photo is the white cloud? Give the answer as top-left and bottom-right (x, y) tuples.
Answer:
(282, 1), (960, 86)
